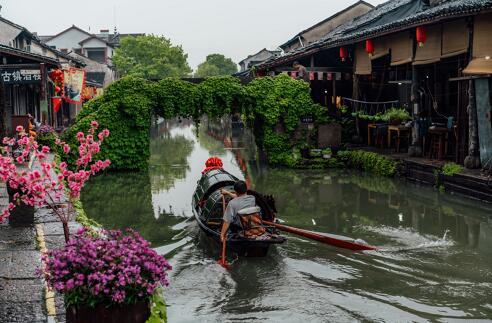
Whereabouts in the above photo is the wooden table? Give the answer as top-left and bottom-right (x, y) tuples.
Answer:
(367, 124), (377, 146)
(387, 125), (411, 153)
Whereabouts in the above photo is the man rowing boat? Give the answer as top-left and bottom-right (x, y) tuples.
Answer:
(220, 180), (255, 242)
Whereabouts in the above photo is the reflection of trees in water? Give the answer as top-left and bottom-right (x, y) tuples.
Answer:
(82, 171), (181, 246)
(149, 133), (193, 192)
(197, 120), (227, 156)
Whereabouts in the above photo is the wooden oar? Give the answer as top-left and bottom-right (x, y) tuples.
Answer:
(218, 195), (231, 269)
(263, 220), (378, 251)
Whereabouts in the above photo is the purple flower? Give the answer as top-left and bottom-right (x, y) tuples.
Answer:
(40, 229), (172, 306)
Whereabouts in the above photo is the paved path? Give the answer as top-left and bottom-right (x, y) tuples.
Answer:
(0, 155), (80, 323)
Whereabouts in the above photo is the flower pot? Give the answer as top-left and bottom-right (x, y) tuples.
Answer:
(66, 301), (150, 323)
(6, 184), (34, 227)
(390, 119), (402, 126)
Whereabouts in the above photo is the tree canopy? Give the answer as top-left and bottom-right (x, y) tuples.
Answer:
(195, 54), (238, 77)
(112, 35), (192, 79)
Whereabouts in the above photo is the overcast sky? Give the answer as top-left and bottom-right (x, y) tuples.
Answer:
(1, 0), (387, 70)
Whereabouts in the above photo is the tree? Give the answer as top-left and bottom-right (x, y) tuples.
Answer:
(195, 54), (238, 77)
(112, 35), (192, 79)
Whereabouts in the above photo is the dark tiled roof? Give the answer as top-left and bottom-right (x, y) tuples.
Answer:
(260, 0), (492, 69)
(0, 44), (60, 66)
(279, 0), (375, 50)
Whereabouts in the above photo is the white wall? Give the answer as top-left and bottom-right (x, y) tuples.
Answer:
(82, 37), (107, 49)
(0, 21), (22, 46)
(45, 28), (88, 51)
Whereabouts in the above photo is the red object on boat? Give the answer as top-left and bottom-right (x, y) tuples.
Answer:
(263, 220), (378, 251)
(339, 47), (348, 62)
(416, 26), (426, 47)
(365, 39), (375, 56)
(52, 96), (62, 113)
(202, 157), (223, 174)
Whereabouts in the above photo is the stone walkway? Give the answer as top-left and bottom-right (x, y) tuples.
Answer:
(0, 156), (80, 322)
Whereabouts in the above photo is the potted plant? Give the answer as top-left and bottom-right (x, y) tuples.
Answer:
(382, 107), (411, 125)
(41, 228), (172, 323)
(0, 121), (110, 241)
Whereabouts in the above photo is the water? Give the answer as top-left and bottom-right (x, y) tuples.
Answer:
(82, 119), (492, 322)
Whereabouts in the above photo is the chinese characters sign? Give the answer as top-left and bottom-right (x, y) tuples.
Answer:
(1, 68), (41, 84)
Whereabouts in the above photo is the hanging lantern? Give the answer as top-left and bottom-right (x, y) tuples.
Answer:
(365, 39), (375, 57)
(339, 47), (348, 62)
(416, 26), (426, 47)
(52, 96), (62, 113)
(55, 86), (61, 94)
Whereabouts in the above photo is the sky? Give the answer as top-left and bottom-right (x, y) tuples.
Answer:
(1, 0), (387, 70)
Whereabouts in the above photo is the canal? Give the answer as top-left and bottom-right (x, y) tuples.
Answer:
(82, 119), (492, 322)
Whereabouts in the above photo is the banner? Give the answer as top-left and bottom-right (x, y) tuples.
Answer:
(63, 67), (86, 104)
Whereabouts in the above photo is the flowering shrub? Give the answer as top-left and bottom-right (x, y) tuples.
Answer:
(36, 125), (58, 149)
(41, 228), (172, 307)
(0, 121), (110, 242)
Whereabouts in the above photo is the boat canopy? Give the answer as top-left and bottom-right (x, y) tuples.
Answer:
(193, 169), (238, 208)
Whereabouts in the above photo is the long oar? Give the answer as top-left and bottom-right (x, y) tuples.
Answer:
(218, 195), (231, 269)
(263, 220), (378, 251)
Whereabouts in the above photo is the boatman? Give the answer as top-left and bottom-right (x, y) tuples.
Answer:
(220, 180), (256, 242)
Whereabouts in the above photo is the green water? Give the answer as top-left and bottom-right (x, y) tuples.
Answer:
(82, 119), (492, 322)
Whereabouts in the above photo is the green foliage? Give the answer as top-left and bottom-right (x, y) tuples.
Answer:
(64, 76), (156, 170)
(244, 74), (326, 166)
(36, 132), (58, 150)
(383, 107), (411, 122)
(441, 163), (464, 176)
(352, 107), (410, 123)
(153, 78), (198, 120)
(195, 53), (238, 77)
(69, 74), (327, 170)
(337, 150), (397, 177)
(113, 35), (192, 79)
(147, 289), (167, 323)
(197, 77), (245, 118)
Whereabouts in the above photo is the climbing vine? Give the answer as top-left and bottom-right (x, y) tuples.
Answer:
(65, 74), (327, 170)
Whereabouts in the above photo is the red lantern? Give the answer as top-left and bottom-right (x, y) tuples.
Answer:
(55, 86), (61, 94)
(52, 96), (62, 113)
(365, 39), (375, 57)
(416, 26), (426, 47)
(339, 47), (348, 62)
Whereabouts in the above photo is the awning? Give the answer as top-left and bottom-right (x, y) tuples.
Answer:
(464, 13), (492, 75)
(355, 43), (371, 75)
(371, 36), (390, 60)
(389, 32), (413, 66)
(441, 19), (469, 58)
(414, 25), (441, 65)
(463, 58), (492, 75)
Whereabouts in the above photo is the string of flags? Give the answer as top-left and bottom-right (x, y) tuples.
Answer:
(285, 71), (351, 81)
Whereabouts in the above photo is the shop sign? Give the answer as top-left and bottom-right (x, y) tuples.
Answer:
(1, 68), (41, 84)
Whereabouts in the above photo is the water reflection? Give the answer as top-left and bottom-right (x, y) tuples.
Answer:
(82, 118), (492, 322)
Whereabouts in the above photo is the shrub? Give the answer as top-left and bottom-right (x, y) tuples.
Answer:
(441, 162), (464, 176)
(36, 125), (58, 150)
(337, 150), (397, 177)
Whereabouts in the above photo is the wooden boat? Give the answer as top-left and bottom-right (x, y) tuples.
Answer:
(192, 166), (286, 257)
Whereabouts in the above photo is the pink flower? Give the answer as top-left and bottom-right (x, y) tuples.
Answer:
(90, 121), (99, 128)
(63, 144), (70, 154)
(16, 125), (24, 132)
(41, 146), (50, 153)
